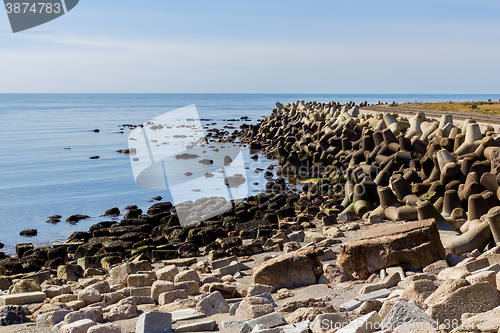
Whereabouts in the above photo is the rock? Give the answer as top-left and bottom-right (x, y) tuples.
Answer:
(78, 286), (101, 305)
(275, 289), (294, 300)
(151, 280), (175, 303)
(61, 319), (96, 333)
(174, 269), (201, 286)
(338, 210), (357, 222)
(43, 284), (72, 298)
(425, 282), (500, 324)
(176, 320), (217, 333)
(318, 263), (354, 284)
(424, 278), (469, 306)
(397, 273), (434, 289)
(336, 311), (382, 333)
(288, 231), (305, 243)
(36, 310), (72, 327)
(136, 311), (172, 333)
(381, 301), (437, 331)
(196, 291), (229, 316)
(454, 306), (500, 332)
(58, 264), (84, 281)
(337, 219), (446, 280)
(0, 276), (11, 290)
(252, 246), (323, 289)
(240, 312), (287, 333)
(102, 292), (125, 305)
(66, 300), (86, 311)
(174, 281), (199, 295)
(311, 313), (350, 333)
(64, 306), (103, 325)
(423, 260), (449, 276)
(20, 229), (37, 236)
(236, 297), (274, 319)
(398, 280), (437, 304)
(209, 282), (237, 298)
(51, 293), (78, 304)
(360, 273), (401, 294)
(156, 265), (179, 281)
(158, 289), (187, 305)
(104, 297), (138, 322)
(323, 227), (344, 239)
(466, 270), (497, 287)
(9, 279), (41, 294)
(283, 242), (301, 253)
(355, 300), (382, 315)
(87, 323), (122, 333)
(437, 266), (471, 280)
(286, 307), (322, 323)
(128, 274), (153, 287)
(247, 284), (275, 297)
(0, 292), (46, 306)
(0, 305), (27, 325)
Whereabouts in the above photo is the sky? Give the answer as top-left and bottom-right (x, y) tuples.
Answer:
(1, 0), (500, 93)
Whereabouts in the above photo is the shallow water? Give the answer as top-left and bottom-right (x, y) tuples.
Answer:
(1, 93), (499, 254)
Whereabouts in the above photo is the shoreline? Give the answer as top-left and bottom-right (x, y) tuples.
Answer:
(1, 99), (500, 332)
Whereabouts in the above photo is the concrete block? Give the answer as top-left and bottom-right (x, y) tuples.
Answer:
(36, 310), (72, 327)
(136, 311), (172, 333)
(212, 256), (237, 269)
(240, 312), (287, 333)
(176, 320), (217, 333)
(0, 291), (46, 305)
(355, 289), (391, 302)
(339, 299), (362, 312)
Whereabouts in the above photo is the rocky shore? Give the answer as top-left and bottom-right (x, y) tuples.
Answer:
(2, 100), (500, 333)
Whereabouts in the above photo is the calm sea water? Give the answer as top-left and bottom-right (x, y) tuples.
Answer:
(1, 93), (499, 254)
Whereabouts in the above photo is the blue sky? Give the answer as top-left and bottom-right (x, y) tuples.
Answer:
(1, 0), (500, 93)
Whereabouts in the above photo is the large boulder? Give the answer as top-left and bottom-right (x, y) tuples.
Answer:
(336, 219), (445, 279)
(425, 282), (500, 325)
(252, 246), (323, 289)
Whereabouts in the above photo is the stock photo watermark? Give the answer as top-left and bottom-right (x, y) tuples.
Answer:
(128, 105), (250, 227)
(4, 0), (79, 33)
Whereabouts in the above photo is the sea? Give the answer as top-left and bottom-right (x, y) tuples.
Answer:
(1, 93), (499, 255)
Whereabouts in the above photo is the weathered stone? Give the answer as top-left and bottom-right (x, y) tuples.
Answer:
(236, 297), (274, 319)
(337, 219), (446, 280)
(336, 311), (381, 333)
(9, 278), (41, 294)
(381, 301), (437, 331)
(87, 323), (121, 333)
(151, 280), (175, 303)
(423, 278), (469, 306)
(360, 273), (400, 294)
(425, 282), (500, 324)
(57, 264), (84, 281)
(240, 312), (287, 333)
(43, 284), (72, 298)
(0, 305), (27, 325)
(398, 280), (437, 304)
(78, 286), (101, 305)
(51, 294), (78, 304)
(247, 284), (275, 297)
(36, 310), (72, 327)
(423, 260), (449, 276)
(339, 299), (362, 312)
(174, 269), (201, 286)
(64, 306), (103, 324)
(397, 273), (435, 289)
(252, 246), (323, 289)
(0, 291), (46, 305)
(311, 313), (351, 333)
(196, 291), (229, 316)
(130, 286), (151, 297)
(128, 274), (153, 287)
(454, 306), (500, 332)
(176, 320), (217, 333)
(136, 311), (172, 333)
(355, 300), (382, 316)
(466, 270), (497, 287)
(158, 289), (187, 306)
(209, 282), (237, 298)
(174, 281), (199, 295)
(355, 289), (391, 302)
(155, 264), (179, 281)
(104, 297), (137, 322)
(318, 263), (354, 285)
(212, 256), (238, 269)
(60, 319), (96, 333)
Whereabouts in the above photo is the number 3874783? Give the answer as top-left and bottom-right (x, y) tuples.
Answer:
(5, 3), (61, 14)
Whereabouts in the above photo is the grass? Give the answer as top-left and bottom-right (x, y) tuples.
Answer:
(398, 101), (500, 115)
